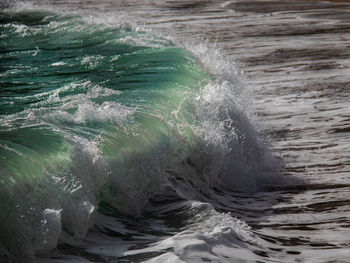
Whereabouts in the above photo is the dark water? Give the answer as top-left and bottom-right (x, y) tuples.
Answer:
(1, 1), (350, 262)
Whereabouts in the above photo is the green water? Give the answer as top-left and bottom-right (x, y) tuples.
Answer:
(0, 9), (210, 257)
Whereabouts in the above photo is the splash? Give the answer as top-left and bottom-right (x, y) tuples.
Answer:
(0, 6), (279, 261)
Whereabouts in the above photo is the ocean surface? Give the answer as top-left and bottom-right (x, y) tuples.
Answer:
(0, 0), (349, 262)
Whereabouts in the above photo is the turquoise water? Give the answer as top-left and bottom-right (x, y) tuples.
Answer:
(0, 7), (276, 262)
(0, 9), (211, 258)
(2, 1), (348, 263)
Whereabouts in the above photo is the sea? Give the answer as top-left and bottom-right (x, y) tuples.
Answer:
(0, 0), (349, 262)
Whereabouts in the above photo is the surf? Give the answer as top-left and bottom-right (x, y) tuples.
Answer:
(0, 5), (279, 262)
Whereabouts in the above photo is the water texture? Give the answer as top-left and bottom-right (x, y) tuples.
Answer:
(0, 1), (349, 263)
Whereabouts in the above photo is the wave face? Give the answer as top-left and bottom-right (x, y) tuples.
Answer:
(0, 6), (279, 262)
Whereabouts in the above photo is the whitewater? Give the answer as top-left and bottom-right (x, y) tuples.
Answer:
(1, 0), (349, 263)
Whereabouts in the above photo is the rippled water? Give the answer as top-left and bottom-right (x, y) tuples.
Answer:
(1, 1), (350, 262)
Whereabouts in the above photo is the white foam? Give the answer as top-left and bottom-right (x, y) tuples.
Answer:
(33, 209), (62, 255)
(145, 253), (187, 263)
(51, 62), (66, 66)
(117, 34), (172, 48)
(22, 81), (132, 125)
(81, 55), (104, 69)
(72, 101), (134, 125)
(126, 201), (259, 263)
(182, 41), (282, 191)
(61, 200), (95, 239)
(46, 81), (121, 103)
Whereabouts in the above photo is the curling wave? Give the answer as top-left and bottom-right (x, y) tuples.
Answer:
(0, 7), (279, 262)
